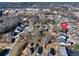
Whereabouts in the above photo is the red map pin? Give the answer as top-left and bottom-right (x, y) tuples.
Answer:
(61, 21), (68, 29)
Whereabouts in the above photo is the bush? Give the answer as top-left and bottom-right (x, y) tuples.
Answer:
(0, 49), (3, 56)
(73, 44), (79, 49)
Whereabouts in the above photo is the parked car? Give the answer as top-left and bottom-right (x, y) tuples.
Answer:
(48, 48), (56, 56)
(35, 46), (43, 56)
